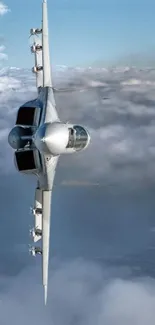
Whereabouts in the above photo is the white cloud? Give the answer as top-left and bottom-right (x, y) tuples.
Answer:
(0, 75), (21, 91)
(0, 1), (9, 15)
(98, 278), (155, 325)
(0, 259), (155, 325)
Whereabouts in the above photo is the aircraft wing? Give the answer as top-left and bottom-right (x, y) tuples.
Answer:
(42, 188), (53, 305)
(32, 154), (58, 305)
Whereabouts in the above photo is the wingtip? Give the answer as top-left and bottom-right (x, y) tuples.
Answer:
(44, 285), (48, 305)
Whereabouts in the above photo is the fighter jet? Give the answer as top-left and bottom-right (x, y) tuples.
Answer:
(8, 0), (90, 305)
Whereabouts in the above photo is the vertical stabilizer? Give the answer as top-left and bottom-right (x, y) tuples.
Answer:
(42, 0), (52, 87)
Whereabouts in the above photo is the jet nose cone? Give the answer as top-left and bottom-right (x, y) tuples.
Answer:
(33, 122), (69, 155)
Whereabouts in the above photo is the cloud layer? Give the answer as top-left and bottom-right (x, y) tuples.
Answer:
(1, 259), (155, 325)
(1, 66), (155, 323)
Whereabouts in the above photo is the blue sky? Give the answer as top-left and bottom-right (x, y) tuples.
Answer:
(1, 0), (155, 68)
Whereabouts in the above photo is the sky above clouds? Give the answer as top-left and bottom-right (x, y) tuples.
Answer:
(2, 1), (155, 324)
(1, 0), (155, 67)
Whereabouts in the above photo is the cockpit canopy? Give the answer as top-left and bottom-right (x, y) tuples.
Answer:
(66, 125), (89, 151)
